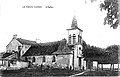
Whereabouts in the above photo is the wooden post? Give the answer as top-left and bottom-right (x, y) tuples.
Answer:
(90, 60), (92, 71)
(110, 64), (112, 70)
(101, 64), (103, 70)
(118, 64), (119, 71)
(97, 63), (99, 70)
(113, 64), (114, 70)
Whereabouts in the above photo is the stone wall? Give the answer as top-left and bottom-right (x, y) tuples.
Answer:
(56, 55), (71, 67)
(25, 55), (71, 68)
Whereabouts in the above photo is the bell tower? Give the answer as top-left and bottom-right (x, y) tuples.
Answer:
(66, 16), (83, 45)
(66, 15), (85, 70)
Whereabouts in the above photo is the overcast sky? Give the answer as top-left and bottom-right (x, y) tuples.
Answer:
(0, 0), (120, 52)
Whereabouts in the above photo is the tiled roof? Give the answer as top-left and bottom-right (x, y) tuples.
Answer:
(22, 39), (71, 56)
(23, 45), (59, 56)
(39, 41), (59, 46)
(66, 27), (83, 32)
(17, 38), (38, 45)
(52, 46), (72, 55)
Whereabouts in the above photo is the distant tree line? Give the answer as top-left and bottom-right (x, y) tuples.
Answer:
(82, 40), (120, 70)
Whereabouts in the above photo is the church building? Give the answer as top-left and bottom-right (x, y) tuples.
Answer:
(2, 16), (86, 70)
(66, 16), (86, 70)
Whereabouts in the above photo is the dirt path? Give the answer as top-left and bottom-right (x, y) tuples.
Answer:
(70, 70), (88, 77)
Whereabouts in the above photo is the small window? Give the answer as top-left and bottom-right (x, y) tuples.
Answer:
(79, 47), (81, 50)
(32, 57), (35, 62)
(52, 56), (56, 62)
(43, 56), (46, 62)
(22, 51), (24, 55)
(18, 46), (22, 51)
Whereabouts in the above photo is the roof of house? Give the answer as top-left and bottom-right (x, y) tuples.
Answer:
(23, 39), (72, 56)
(2, 53), (12, 58)
(16, 38), (38, 46)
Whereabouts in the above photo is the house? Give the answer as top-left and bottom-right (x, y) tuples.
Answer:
(2, 16), (86, 70)
(6, 34), (38, 56)
(1, 35), (37, 69)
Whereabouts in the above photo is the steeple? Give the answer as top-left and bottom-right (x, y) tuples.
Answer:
(67, 15), (83, 32)
(67, 15), (83, 45)
(71, 16), (78, 28)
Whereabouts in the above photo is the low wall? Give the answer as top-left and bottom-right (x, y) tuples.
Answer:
(10, 61), (28, 68)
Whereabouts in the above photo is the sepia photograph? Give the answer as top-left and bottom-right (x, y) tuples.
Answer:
(0, 0), (120, 76)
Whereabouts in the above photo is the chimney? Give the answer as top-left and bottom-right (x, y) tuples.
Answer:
(36, 38), (41, 43)
(13, 34), (17, 39)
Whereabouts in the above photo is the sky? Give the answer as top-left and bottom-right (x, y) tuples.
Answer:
(0, 0), (120, 52)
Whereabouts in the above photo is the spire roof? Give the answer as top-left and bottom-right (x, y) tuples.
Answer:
(67, 16), (83, 32)
(71, 15), (78, 28)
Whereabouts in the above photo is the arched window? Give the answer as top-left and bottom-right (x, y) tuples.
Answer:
(80, 36), (82, 43)
(25, 57), (28, 61)
(68, 35), (71, 44)
(43, 56), (46, 62)
(78, 35), (82, 43)
(73, 34), (76, 44)
(32, 57), (35, 62)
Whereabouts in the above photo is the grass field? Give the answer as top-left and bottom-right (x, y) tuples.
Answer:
(1, 67), (120, 76)
(1, 68), (83, 77)
(79, 70), (119, 76)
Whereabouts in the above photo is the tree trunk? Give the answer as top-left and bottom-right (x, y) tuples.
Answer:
(2, 60), (3, 66)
